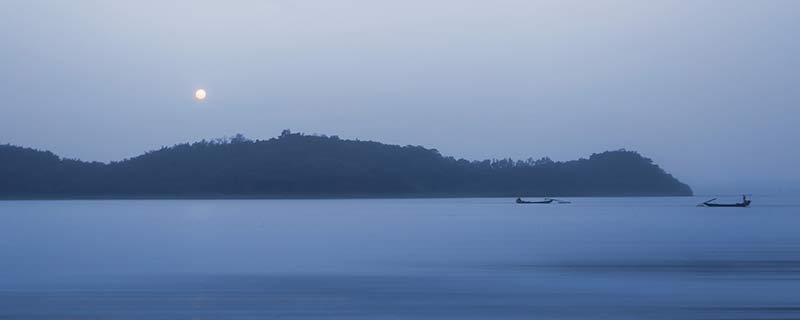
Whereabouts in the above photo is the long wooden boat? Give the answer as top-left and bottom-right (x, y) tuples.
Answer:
(703, 196), (751, 207)
(516, 198), (554, 204)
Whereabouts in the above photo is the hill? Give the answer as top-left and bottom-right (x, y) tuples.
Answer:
(0, 130), (692, 198)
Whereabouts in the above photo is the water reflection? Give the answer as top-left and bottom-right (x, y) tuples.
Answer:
(513, 258), (800, 278)
(0, 274), (687, 319)
(0, 197), (799, 319)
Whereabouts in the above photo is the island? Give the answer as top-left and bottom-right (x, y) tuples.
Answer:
(0, 130), (692, 198)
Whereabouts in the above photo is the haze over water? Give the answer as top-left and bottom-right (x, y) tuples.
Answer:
(2, 1), (799, 318)
(2, 197), (798, 319)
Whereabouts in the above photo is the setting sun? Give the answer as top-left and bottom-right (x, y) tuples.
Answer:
(194, 89), (206, 100)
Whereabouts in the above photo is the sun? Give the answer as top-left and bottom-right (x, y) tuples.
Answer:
(195, 89), (207, 100)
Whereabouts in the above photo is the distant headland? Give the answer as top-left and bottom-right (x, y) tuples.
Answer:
(0, 130), (692, 199)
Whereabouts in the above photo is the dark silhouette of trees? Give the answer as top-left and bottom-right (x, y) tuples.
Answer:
(0, 132), (692, 198)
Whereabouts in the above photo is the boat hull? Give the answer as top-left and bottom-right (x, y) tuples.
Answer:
(516, 199), (555, 204)
(703, 201), (750, 208)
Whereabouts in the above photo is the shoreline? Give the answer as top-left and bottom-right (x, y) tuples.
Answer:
(0, 193), (695, 201)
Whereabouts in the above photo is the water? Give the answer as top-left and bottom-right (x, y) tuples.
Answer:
(0, 196), (798, 319)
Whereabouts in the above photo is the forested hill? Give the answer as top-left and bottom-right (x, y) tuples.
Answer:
(0, 130), (692, 198)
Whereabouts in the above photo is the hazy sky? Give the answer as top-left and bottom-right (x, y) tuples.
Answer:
(1, 1), (798, 194)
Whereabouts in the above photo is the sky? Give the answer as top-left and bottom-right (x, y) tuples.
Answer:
(1, 0), (799, 194)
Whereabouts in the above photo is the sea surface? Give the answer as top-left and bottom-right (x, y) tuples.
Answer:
(0, 196), (798, 319)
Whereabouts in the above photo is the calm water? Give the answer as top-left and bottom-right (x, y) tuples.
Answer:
(0, 196), (798, 319)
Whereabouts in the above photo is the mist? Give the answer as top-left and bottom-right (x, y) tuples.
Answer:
(2, 0), (798, 194)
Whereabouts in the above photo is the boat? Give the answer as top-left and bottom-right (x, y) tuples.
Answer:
(702, 195), (751, 207)
(516, 198), (554, 204)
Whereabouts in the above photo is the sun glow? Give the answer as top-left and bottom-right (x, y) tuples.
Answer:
(195, 89), (207, 100)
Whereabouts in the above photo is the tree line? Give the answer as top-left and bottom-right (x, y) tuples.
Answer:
(0, 130), (692, 198)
